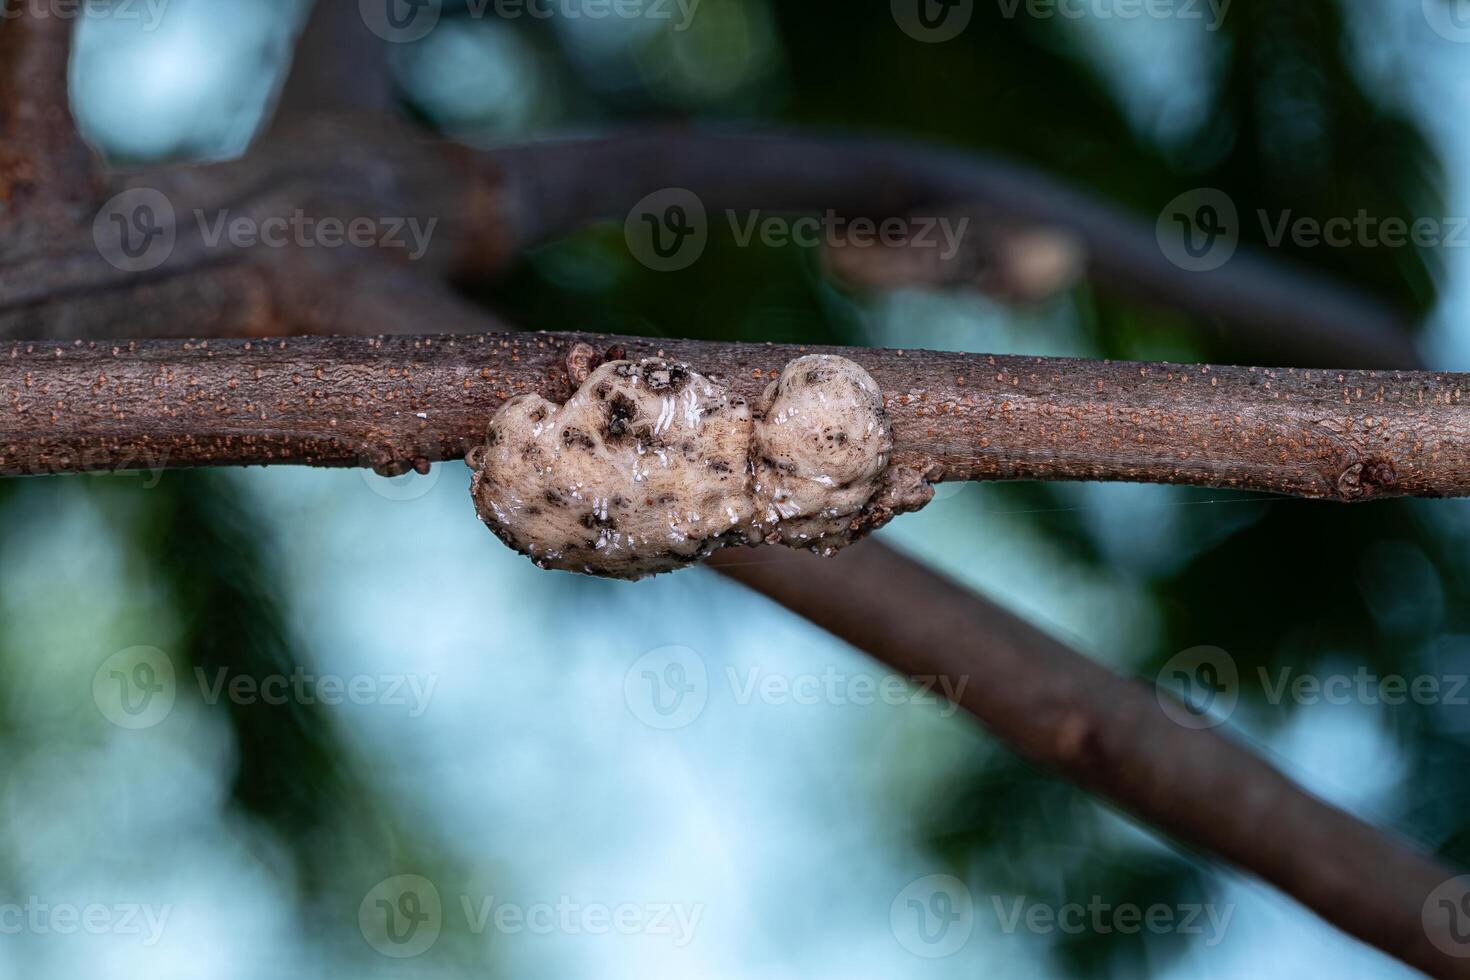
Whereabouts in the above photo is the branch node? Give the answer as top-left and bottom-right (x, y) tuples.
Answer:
(1053, 711), (1100, 765)
(1337, 458), (1398, 501)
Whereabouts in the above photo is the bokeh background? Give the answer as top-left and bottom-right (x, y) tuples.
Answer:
(5, 0), (1470, 976)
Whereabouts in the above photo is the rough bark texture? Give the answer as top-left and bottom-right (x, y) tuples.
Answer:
(708, 542), (1470, 980)
(2, 330), (1463, 501)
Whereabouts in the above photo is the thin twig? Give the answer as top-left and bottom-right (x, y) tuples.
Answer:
(487, 131), (1422, 368)
(0, 121), (1420, 369)
(0, 330), (1462, 501)
(707, 541), (1470, 980)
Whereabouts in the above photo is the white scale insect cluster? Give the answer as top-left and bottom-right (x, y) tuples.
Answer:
(468, 353), (929, 579)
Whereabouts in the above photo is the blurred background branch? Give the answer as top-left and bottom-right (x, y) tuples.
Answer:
(708, 541), (1469, 978)
(3, 1), (1470, 978)
(0, 0), (99, 234)
(1, 118), (1424, 367)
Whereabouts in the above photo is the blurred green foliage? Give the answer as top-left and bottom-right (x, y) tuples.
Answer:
(13, 1), (1463, 976)
(438, 2), (1455, 975)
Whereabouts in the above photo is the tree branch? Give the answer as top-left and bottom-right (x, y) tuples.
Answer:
(0, 121), (507, 339)
(1, 330), (1461, 501)
(707, 541), (1469, 979)
(18, 291), (1466, 974)
(487, 131), (1421, 368)
(16, 284), (1465, 977)
(265, 0), (394, 138)
(821, 206), (1087, 303)
(0, 123), (1419, 370)
(0, 20), (1458, 974)
(0, 1), (98, 223)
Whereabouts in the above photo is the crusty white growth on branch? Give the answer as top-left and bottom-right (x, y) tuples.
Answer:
(750, 355), (896, 552)
(468, 352), (929, 579)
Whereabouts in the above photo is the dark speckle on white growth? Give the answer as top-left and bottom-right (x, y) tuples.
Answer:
(469, 354), (918, 579)
(752, 355), (893, 553)
(469, 359), (754, 579)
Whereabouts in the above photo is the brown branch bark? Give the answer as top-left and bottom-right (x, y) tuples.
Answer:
(265, 0), (395, 137)
(0, 121), (507, 339)
(1, 330), (1462, 501)
(0, 1), (99, 230)
(821, 207), (1087, 303)
(0, 121), (495, 341)
(707, 542), (1469, 980)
